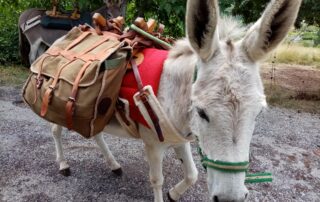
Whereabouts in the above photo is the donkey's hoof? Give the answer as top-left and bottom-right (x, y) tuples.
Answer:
(59, 168), (71, 176)
(112, 168), (123, 176)
(167, 192), (176, 202)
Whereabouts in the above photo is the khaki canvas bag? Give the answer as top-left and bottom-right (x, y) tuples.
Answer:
(23, 27), (131, 138)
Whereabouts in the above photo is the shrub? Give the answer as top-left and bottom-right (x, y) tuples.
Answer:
(0, 3), (20, 64)
(286, 22), (320, 47)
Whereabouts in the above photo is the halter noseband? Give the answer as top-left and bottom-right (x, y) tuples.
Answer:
(197, 141), (272, 184)
(202, 157), (249, 173)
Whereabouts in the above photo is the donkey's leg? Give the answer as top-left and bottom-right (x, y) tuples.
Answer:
(93, 133), (122, 176)
(145, 143), (166, 202)
(51, 124), (71, 176)
(168, 143), (198, 201)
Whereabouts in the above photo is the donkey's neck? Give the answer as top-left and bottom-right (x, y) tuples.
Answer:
(157, 39), (197, 137)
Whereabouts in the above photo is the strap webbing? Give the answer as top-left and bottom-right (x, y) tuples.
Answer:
(65, 61), (92, 130)
(130, 59), (164, 142)
(196, 138), (272, 183)
(65, 31), (92, 51)
(40, 59), (76, 117)
(131, 59), (144, 93)
(201, 157), (249, 173)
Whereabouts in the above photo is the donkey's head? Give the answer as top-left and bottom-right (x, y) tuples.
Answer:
(104, 0), (124, 17)
(187, 0), (301, 201)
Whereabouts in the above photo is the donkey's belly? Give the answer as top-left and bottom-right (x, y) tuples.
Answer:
(102, 116), (138, 139)
(102, 116), (161, 145)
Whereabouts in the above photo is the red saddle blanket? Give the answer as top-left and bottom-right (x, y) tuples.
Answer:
(119, 48), (168, 127)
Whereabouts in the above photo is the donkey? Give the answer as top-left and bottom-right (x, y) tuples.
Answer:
(18, 0), (127, 66)
(49, 0), (301, 201)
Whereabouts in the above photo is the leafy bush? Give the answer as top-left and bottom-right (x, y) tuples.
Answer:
(126, 0), (238, 38)
(126, 0), (186, 37)
(286, 22), (320, 47)
(0, 2), (20, 64)
(0, 0), (52, 65)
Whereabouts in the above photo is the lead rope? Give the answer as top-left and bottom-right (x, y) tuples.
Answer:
(196, 138), (272, 183)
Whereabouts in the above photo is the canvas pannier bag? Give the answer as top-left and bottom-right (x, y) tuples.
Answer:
(23, 26), (131, 138)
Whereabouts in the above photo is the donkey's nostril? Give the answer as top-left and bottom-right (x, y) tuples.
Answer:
(213, 195), (219, 202)
(245, 193), (248, 199)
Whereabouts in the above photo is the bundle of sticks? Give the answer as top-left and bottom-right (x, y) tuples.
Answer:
(92, 13), (174, 51)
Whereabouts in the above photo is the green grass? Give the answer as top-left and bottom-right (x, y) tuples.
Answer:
(269, 44), (320, 68)
(0, 65), (30, 86)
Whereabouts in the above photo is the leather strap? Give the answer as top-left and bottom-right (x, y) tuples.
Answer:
(65, 31), (92, 51)
(131, 59), (144, 93)
(131, 36), (153, 48)
(32, 54), (55, 105)
(40, 59), (76, 117)
(36, 54), (52, 89)
(65, 61), (92, 130)
(80, 42), (121, 62)
(130, 59), (164, 142)
(77, 36), (110, 58)
(102, 32), (121, 39)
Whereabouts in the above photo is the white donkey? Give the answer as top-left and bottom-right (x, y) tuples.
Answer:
(50, 0), (301, 201)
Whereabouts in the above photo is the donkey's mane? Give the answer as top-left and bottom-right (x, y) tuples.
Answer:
(218, 16), (248, 41)
(170, 16), (248, 60)
(171, 16), (247, 59)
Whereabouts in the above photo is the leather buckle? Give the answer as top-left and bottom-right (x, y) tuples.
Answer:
(35, 77), (44, 89)
(68, 97), (76, 102)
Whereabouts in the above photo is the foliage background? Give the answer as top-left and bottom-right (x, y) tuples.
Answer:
(0, 0), (319, 65)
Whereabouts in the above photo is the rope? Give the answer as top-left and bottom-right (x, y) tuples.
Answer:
(245, 172), (273, 184)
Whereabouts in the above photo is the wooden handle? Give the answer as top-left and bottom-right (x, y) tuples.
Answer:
(157, 23), (165, 34)
(113, 16), (125, 30)
(134, 17), (148, 31)
(115, 16), (125, 25)
(147, 19), (157, 33)
(93, 13), (107, 27)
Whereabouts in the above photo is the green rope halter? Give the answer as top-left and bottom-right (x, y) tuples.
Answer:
(197, 143), (272, 184)
(201, 157), (249, 173)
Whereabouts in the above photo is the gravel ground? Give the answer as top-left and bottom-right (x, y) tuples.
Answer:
(0, 86), (319, 202)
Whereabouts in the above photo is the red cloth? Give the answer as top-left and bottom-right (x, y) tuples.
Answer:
(119, 48), (168, 127)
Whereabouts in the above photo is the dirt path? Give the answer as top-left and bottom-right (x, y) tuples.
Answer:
(261, 63), (320, 92)
(0, 84), (319, 201)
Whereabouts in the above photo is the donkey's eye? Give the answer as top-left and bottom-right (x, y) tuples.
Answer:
(197, 108), (210, 123)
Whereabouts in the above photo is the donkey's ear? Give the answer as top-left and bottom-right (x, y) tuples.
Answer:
(242, 0), (302, 61)
(186, 0), (219, 62)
